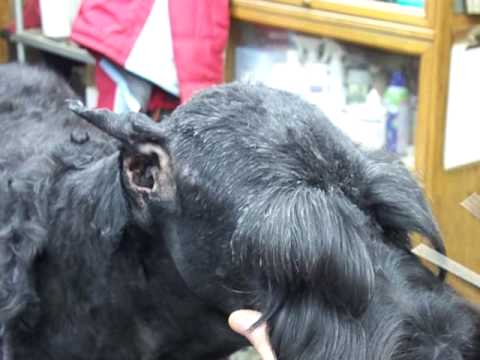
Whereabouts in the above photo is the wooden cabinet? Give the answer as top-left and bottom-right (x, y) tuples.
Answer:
(0, 0), (10, 63)
(227, 0), (480, 303)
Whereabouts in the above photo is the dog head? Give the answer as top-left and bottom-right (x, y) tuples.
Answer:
(70, 83), (476, 359)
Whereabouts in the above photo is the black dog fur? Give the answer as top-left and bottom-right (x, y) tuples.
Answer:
(0, 64), (479, 359)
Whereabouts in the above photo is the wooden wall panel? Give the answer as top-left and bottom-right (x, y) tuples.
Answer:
(423, 0), (480, 304)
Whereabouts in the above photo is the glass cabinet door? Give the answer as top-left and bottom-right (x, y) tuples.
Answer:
(230, 21), (419, 168)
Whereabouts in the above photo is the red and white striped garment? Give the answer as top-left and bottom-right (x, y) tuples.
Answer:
(71, 0), (229, 108)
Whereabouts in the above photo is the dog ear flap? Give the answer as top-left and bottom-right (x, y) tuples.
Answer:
(67, 101), (166, 146)
(363, 154), (445, 277)
(68, 102), (177, 223)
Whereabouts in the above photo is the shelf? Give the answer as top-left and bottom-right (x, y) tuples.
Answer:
(309, 0), (429, 27)
(10, 29), (95, 64)
(231, 0), (434, 55)
(264, 0), (430, 26)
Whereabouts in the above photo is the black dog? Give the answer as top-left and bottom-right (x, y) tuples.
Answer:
(0, 64), (478, 359)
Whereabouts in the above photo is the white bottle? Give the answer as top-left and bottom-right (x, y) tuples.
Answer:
(364, 88), (387, 149)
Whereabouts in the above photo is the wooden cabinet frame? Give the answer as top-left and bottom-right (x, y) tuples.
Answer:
(309, 0), (436, 27)
(269, 0), (436, 26)
(0, 0), (11, 63)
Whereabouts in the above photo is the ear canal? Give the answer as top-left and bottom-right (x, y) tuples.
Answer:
(67, 100), (166, 145)
(124, 151), (160, 191)
(122, 144), (176, 204)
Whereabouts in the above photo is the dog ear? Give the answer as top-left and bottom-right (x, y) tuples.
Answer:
(67, 100), (166, 146)
(363, 153), (445, 277)
(121, 143), (176, 211)
(68, 102), (177, 223)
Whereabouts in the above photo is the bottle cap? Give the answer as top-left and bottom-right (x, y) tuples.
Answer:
(390, 71), (406, 87)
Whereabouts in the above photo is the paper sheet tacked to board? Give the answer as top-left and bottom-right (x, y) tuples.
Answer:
(461, 192), (480, 221)
(444, 41), (480, 170)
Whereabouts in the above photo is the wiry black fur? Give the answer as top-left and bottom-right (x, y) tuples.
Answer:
(166, 85), (479, 359)
(0, 64), (479, 359)
(0, 64), (245, 359)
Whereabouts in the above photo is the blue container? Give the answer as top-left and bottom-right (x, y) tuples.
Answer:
(396, 0), (425, 8)
(384, 71), (410, 154)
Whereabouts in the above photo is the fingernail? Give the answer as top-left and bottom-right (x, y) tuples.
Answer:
(229, 310), (262, 332)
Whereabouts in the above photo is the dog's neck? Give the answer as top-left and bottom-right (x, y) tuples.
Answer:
(5, 152), (244, 360)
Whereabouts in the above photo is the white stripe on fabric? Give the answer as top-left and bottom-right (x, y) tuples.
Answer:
(124, 0), (179, 96)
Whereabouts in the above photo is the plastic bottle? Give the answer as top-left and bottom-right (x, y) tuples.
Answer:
(364, 88), (387, 149)
(384, 71), (410, 155)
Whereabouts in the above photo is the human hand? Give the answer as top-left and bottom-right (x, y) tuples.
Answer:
(228, 310), (277, 360)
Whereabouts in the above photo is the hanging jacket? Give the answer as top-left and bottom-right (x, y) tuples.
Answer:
(168, 0), (230, 101)
(71, 0), (230, 103)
